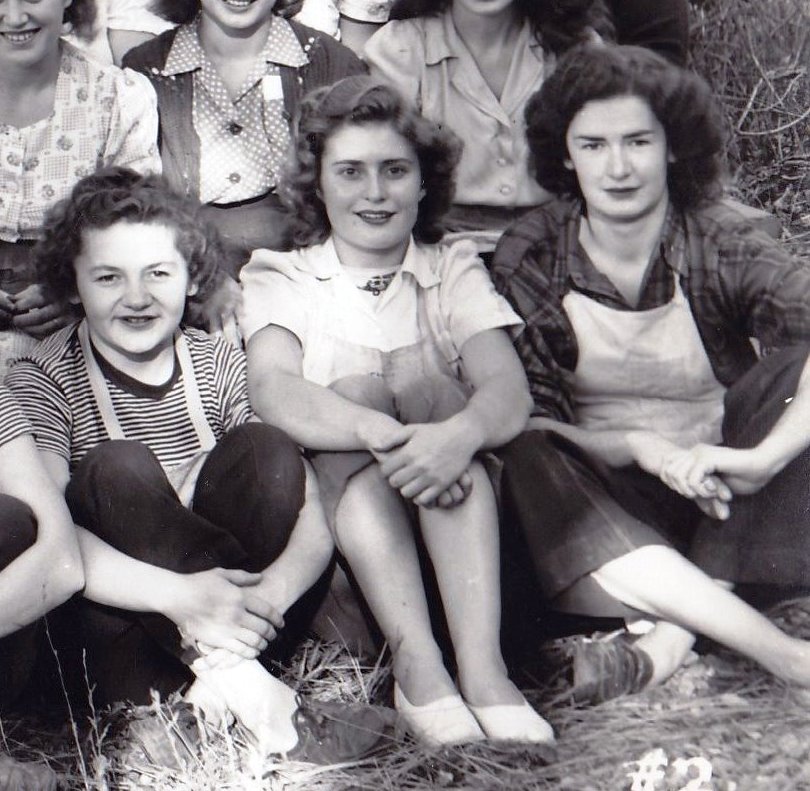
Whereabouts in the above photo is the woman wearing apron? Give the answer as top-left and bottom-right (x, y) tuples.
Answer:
(6, 167), (388, 765)
(493, 43), (810, 703)
(240, 76), (553, 746)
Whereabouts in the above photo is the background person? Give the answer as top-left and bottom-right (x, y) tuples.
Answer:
(123, 0), (364, 277)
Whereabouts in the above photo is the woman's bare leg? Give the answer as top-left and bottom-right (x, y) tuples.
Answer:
(593, 545), (810, 684)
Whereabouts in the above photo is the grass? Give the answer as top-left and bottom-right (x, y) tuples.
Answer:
(3, 0), (809, 788)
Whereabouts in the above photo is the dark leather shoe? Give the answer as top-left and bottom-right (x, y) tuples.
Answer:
(571, 636), (654, 705)
(285, 700), (394, 764)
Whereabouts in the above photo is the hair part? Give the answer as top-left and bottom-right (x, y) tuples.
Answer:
(35, 167), (227, 321)
(524, 43), (726, 210)
(281, 76), (462, 247)
(389, 0), (615, 55)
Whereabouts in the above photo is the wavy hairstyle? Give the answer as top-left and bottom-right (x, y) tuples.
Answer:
(35, 167), (225, 320)
(524, 43), (726, 210)
(65, 0), (97, 40)
(151, 0), (304, 25)
(281, 75), (462, 247)
(389, 0), (615, 54)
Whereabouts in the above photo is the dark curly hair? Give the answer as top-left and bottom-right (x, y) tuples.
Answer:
(150, 0), (304, 25)
(35, 167), (226, 322)
(389, 0), (615, 54)
(281, 75), (462, 247)
(524, 43), (726, 210)
(65, 0), (97, 40)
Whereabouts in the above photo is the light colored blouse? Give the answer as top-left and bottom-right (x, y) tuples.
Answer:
(363, 11), (551, 210)
(238, 236), (522, 388)
(0, 43), (160, 243)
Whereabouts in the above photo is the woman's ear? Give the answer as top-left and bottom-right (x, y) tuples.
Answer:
(563, 159), (575, 171)
(187, 281), (199, 297)
(419, 181), (426, 202)
(68, 292), (82, 306)
(667, 149), (677, 164)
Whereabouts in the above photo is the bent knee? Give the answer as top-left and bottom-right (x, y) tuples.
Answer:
(329, 375), (396, 416)
(74, 440), (163, 487)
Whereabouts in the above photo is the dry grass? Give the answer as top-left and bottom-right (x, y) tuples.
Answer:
(689, 0), (810, 252)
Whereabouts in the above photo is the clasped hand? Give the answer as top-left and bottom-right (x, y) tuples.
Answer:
(0, 285), (73, 338)
(168, 568), (283, 671)
(631, 432), (775, 521)
(366, 419), (478, 508)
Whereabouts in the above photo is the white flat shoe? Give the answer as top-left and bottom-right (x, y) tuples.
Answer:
(394, 682), (485, 747)
(467, 699), (555, 744)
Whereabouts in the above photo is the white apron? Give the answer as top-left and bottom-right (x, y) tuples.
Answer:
(563, 276), (726, 447)
(78, 321), (216, 507)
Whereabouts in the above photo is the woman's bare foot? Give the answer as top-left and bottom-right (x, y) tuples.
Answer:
(391, 645), (459, 705)
(183, 678), (235, 728)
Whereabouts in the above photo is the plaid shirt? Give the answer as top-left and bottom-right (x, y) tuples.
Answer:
(491, 199), (810, 421)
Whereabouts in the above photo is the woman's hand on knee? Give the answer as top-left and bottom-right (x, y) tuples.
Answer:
(376, 421), (478, 505)
(431, 471), (475, 509)
(166, 568), (284, 658)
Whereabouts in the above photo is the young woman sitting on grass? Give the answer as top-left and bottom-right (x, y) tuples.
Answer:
(0, 388), (84, 791)
(492, 42), (810, 703)
(122, 0), (365, 276)
(5, 167), (388, 765)
(239, 75), (554, 747)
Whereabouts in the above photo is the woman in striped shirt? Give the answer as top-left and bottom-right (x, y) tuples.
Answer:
(5, 166), (388, 766)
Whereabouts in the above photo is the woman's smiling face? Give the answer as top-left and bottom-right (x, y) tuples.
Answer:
(318, 121), (425, 266)
(199, 0), (277, 38)
(0, 0), (72, 69)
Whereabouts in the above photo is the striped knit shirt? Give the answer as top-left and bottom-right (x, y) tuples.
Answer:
(0, 385), (33, 448)
(5, 324), (252, 472)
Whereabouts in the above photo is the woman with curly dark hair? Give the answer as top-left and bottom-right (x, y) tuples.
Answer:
(240, 76), (554, 747)
(492, 43), (810, 704)
(7, 166), (389, 766)
(361, 0), (614, 248)
(0, 0), (159, 364)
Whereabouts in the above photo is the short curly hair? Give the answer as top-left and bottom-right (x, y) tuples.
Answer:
(65, 0), (97, 40)
(525, 43), (726, 211)
(281, 75), (462, 247)
(35, 167), (226, 321)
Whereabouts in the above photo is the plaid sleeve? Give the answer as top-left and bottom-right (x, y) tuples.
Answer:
(713, 224), (810, 349)
(492, 213), (577, 422)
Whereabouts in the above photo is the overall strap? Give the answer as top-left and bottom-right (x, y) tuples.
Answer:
(77, 321), (217, 451)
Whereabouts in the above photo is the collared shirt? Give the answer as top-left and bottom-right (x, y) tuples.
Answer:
(364, 11), (551, 210)
(163, 16), (307, 204)
(0, 43), (160, 243)
(238, 236), (522, 386)
(491, 199), (810, 421)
